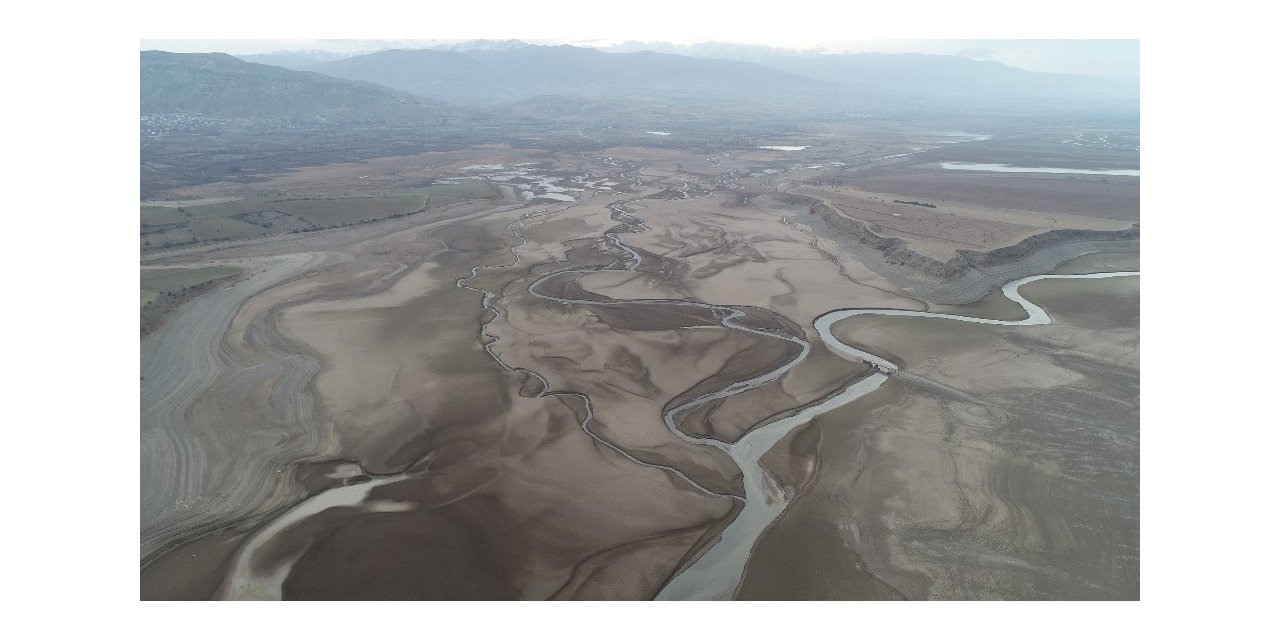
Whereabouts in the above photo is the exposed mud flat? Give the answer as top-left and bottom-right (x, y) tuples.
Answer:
(789, 196), (1138, 305)
(142, 187), (758, 599)
(142, 138), (1139, 600)
(758, 275), (1140, 599)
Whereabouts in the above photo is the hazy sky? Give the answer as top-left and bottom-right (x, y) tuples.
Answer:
(139, 39), (1138, 78)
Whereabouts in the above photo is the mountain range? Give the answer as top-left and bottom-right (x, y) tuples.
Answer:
(140, 41), (1138, 197)
(601, 41), (1138, 108)
(143, 41), (1138, 128)
(305, 45), (819, 105)
(141, 50), (461, 126)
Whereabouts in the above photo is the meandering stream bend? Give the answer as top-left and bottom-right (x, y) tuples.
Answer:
(512, 200), (1138, 600)
(659, 269), (1138, 600)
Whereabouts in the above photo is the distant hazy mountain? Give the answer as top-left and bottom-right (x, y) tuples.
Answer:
(141, 51), (462, 125)
(770, 52), (1136, 102)
(238, 49), (360, 70)
(601, 41), (1138, 109)
(238, 41), (533, 70)
(498, 94), (723, 125)
(503, 95), (632, 120)
(429, 39), (533, 53)
(603, 41), (825, 64)
(307, 44), (819, 105)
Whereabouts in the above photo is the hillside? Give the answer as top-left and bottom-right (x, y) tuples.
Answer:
(601, 42), (1138, 112)
(307, 44), (820, 104)
(141, 51), (461, 126)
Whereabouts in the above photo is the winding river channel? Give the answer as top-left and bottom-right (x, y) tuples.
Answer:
(474, 197), (1138, 600)
(661, 270), (1138, 600)
(219, 191), (1137, 600)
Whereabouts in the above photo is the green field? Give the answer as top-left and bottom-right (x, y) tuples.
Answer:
(189, 217), (267, 241)
(141, 266), (244, 306)
(421, 182), (499, 209)
(270, 194), (427, 227)
(163, 198), (262, 220)
(141, 226), (197, 249)
(141, 188), (492, 250)
(140, 206), (192, 225)
(420, 182), (499, 199)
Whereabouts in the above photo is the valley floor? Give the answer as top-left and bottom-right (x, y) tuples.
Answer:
(141, 132), (1139, 600)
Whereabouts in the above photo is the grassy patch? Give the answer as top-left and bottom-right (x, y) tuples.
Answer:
(141, 226), (197, 249)
(141, 206), (192, 226)
(141, 266), (243, 302)
(190, 217), (267, 241)
(399, 182), (498, 211)
(273, 194), (426, 227)
(142, 199), (262, 249)
(173, 198), (264, 219)
(428, 196), (465, 209)
(139, 186), (492, 250)
(893, 199), (937, 208)
(421, 181), (498, 199)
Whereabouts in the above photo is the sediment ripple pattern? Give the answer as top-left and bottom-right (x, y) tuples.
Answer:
(200, 183), (1138, 601)
(463, 195), (1139, 600)
(661, 270), (1139, 599)
(141, 252), (325, 564)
